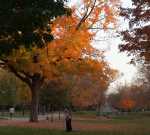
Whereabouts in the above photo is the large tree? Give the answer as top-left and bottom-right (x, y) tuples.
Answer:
(0, 0), (119, 122)
(0, 0), (69, 122)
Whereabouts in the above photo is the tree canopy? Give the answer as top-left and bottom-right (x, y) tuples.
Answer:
(120, 0), (150, 62)
(0, 0), (70, 55)
(0, 0), (119, 122)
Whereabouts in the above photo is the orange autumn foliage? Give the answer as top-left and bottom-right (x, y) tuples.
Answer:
(120, 98), (136, 111)
(0, 0), (120, 122)
(6, 0), (119, 82)
(62, 58), (118, 108)
(78, 0), (119, 29)
(1, 0), (120, 112)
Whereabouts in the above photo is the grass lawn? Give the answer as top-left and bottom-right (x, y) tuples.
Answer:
(0, 126), (150, 135)
(0, 111), (150, 135)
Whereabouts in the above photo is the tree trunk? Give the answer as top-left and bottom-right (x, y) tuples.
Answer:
(22, 104), (25, 116)
(58, 110), (61, 120)
(30, 87), (39, 122)
(96, 103), (101, 116)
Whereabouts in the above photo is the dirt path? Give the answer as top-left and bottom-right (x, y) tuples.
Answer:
(0, 119), (125, 131)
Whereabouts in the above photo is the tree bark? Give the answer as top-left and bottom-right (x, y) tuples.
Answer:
(58, 110), (61, 120)
(96, 103), (101, 116)
(22, 104), (25, 116)
(30, 87), (39, 122)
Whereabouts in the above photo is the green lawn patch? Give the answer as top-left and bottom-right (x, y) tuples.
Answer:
(0, 126), (150, 135)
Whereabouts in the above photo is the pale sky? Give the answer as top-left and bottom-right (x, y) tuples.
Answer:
(69, 0), (136, 93)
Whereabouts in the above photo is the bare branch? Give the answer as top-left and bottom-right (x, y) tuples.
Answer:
(76, 0), (97, 30)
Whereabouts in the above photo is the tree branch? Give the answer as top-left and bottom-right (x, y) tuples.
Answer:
(0, 59), (32, 87)
(76, 0), (97, 30)
(9, 66), (32, 88)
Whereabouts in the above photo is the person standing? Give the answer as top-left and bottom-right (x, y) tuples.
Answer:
(64, 108), (72, 132)
(9, 107), (15, 119)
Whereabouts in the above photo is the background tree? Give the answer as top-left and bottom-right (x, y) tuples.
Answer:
(119, 98), (135, 112)
(120, 0), (150, 62)
(39, 80), (69, 113)
(0, 69), (31, 115)
(119, 0), (150, 111)
(108, 84), (150, 111)
(0, 69), (17, 107)
(68, 60), (118, 111)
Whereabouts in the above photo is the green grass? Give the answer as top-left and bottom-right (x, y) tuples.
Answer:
(0, 111), (150, 135)
(0, 126), (150, 135)
(73, 110), (97, 116)
(73, 111), (150, 135)
(77, 111), (150, 124)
